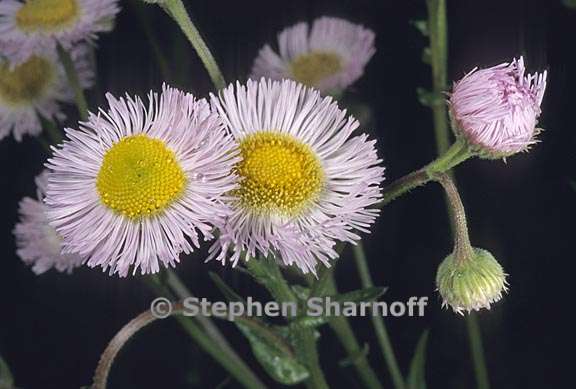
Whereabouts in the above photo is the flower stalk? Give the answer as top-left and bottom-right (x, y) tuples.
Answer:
(159, 0), (226, 90)
(426, 0), (450, 154)
(145, 276), (267, 389)
(380, 138), (471, 205)
(56, 44), (89, 121)
(436, 174), (474, 261)
(353, 243), (405, 389)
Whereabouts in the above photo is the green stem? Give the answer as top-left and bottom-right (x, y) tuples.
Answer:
(40, 117), (63, 145)
(325, 275), (384, 389)
(146, 277), (266, 389)
(246, 259), (329, 389)
(466, 314), (490, 389)
(353, 244), (405, 389)
(160, 0), (226, 90)
(381, 138), (471, 205)
(56, 44), (88, 121)
(131, 0), (171, 80)
(426, 0), (450, 155)
(425, 2), (490, 387)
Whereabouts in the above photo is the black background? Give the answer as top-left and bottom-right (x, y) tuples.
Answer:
(0, 0), (572, 388)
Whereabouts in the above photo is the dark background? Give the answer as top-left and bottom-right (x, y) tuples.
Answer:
(0, 0), (572, 388)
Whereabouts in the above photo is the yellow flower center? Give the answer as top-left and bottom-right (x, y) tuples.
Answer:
(16, 0), (79, 32)
(235, 131), (324, 216)
(96, 135), (186, 219)
(290, 51), (343, 87)
(0, 56), (54, 105)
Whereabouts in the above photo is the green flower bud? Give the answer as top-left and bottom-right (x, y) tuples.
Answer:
(436, 248), (508, 315)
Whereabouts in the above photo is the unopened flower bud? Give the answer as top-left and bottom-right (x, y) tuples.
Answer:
(449, 57), (547, 159)
(436, 248), (508, 314)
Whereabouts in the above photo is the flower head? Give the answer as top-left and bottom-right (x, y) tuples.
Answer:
(251, 17), (375, 95)
(209, 78), (384, 274)
(0, 0), (120, 65)
(436, 247), (508, 314)
(0, 45), (93, 141)
(45, 85), (239, 276)
(14, 170), (83, 274)
(449, 57), (547, 158)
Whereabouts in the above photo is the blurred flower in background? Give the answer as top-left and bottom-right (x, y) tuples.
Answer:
(209, 78), (384, 273)
(0, 0), (120, 66)
(0, 45), (93, 141)
(14, 170), (83, 274)
(45, 85), (239, 276)
(251, 16), (375, 95)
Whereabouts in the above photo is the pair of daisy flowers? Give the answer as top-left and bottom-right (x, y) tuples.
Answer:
(19, 80), (384, 277)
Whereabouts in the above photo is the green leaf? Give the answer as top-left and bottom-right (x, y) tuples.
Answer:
(291, 285), (311, 301)
(338, 343), (370, 368)
(210, 271), (308, 385)
(289, 315), (329, 329)
(416, 88), (444, 107)
(411, 20), (429, 36)
(407, 330), (430, 389)
(568, 180), (576, 192)
(237, 321), (309, 385)
(564, 0), (576, 8)
(0, 353), (14, 389)
(331, 286), (387, 304)
(209, 272), (245, 303)
(422, 47), (432, 65)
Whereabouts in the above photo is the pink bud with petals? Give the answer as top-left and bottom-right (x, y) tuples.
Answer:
(449, 57), (547, 158)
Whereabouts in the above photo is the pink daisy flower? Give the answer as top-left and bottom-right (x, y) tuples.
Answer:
(45, 85), (239, 276)
(208, 78), (385, 274)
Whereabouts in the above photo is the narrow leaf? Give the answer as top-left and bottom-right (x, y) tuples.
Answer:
(0, 353), (14, 388)
(209, 272), (245, 303)
(407, 330), (430, 389)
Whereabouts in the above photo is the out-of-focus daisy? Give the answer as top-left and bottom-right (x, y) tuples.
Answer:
(0, 45), (93, 141)
(0, 0), (120, 66)
(449, 57), (547, 158)
(209, 78), (384, 274)
(14, 170), (83, 274)
(251, 17), (375, 95)
(45, 85), (238, 277)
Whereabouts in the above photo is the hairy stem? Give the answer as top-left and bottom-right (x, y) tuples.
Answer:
(436, 174), (474, 261)
(160, 0), (226, 90)
(425, 2), (490, 387)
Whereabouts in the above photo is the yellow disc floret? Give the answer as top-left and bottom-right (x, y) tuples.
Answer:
(16, 0), (79, 32)
(236, 131), (324, 215)
(290, 51), (343, 87)
(0, 56), (54, 105)
(96, 135), (186, 219)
